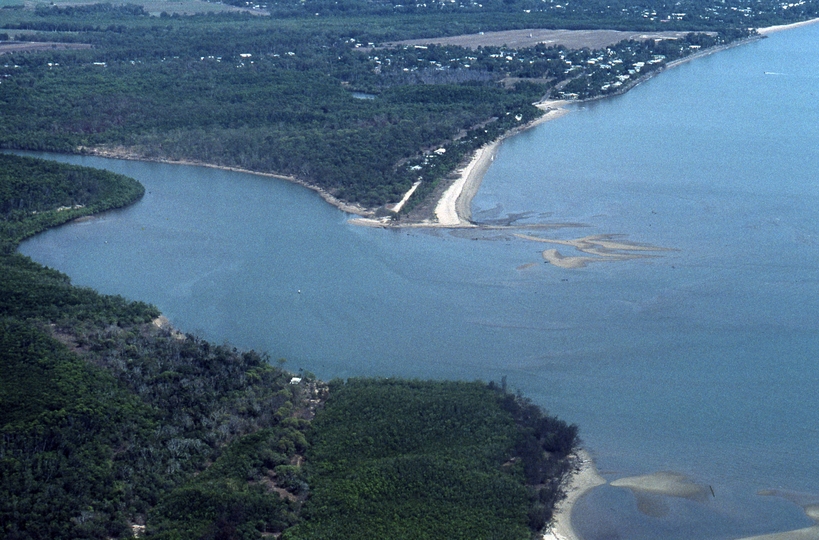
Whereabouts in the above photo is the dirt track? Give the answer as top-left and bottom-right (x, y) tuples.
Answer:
(385, 29), (716, 50)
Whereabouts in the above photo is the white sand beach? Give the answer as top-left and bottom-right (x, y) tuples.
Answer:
(758, 17), (819, 35)
(433, 142), (497, 227)
(433, 101), (570, 227)
(543, 450), (606, 540)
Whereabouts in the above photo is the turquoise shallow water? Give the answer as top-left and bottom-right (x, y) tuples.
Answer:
(18, 23), (819, 539)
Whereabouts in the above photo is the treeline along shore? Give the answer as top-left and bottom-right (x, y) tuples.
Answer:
(3, 0), (817, 223)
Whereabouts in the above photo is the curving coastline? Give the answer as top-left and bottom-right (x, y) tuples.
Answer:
(543, 449), (606, 540)
(79, 146), (378, 218)
(432, 100), (571, 227)
(417, 36), (769, 230)
(422, 31), (783, 230)
(81, 22), (817, 234)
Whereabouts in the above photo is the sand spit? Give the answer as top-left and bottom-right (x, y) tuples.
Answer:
(432, 101), (570, 228)
(515, 233), (673, 269)
(82, 31), (785, 235)
(89, 103), (571, 231)
(543, 449), (606, 540)
(352, 100), (570, 228)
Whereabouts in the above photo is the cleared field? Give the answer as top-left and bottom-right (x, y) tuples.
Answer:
(385, 28), (717, 50)
(0, 42), (92, 54)
(18, 0), (265, 16)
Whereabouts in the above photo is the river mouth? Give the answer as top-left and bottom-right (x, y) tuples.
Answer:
(16, 22), (819, 540)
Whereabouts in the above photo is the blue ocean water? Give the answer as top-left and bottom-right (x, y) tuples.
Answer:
(17, 23), (819, 539)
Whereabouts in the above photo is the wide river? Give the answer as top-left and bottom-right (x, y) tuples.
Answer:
(19, 23), (819, 540)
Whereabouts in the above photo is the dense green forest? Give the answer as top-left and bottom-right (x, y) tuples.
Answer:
(285, 379), (577, 540)
(1, 155), (580, 538)
(0, 154), (144, 250)
(1, 0), (815, 210)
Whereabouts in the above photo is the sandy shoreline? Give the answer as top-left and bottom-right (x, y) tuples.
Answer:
(77, 19), (819, 233)
(758, 17), (819, 35)
(433, 141), (497, 227)
(543, 449), (606, 540)
(432, 101), (571, 227)
(423, 35), (768, 230)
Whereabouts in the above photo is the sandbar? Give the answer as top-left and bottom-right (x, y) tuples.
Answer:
(610, 471), (709, 500)
(543, 449), (606, 540)
(515, 233), (672, 268)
